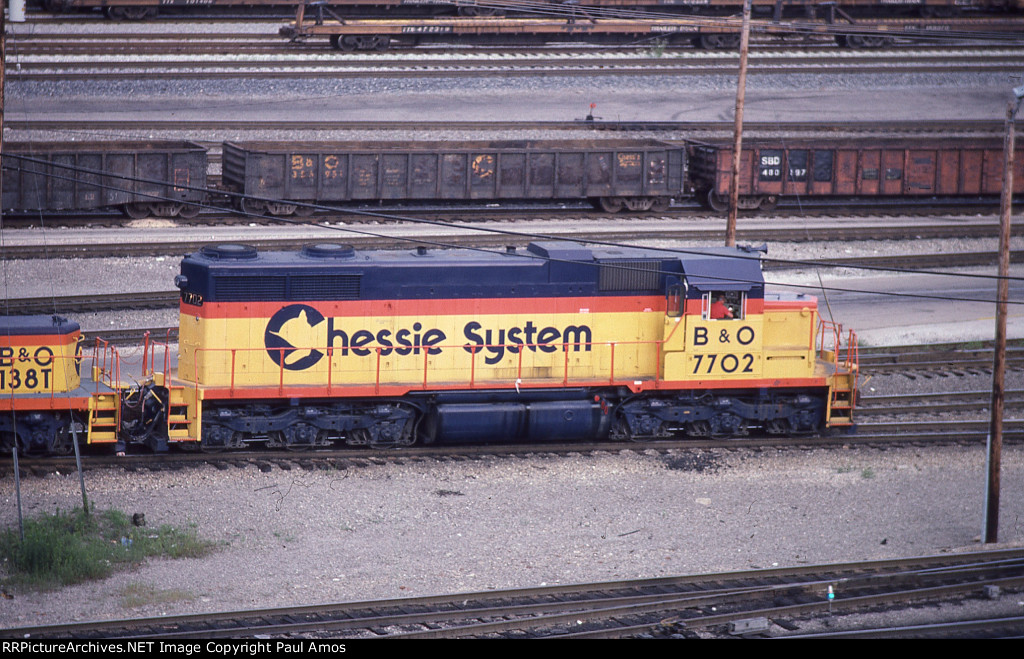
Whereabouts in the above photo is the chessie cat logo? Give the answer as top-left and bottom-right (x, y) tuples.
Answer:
(264, 305), (325, 370)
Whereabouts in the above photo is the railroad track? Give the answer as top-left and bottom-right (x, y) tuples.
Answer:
(1, 213), (1018, 259)
(8, 33), (1017, 56)
(8, 45), (1022, 80)
(0, 193), (1014, 229)
(4, 549), (1021, 638)
(858, 342), (1024, 374)
(859, 389), (1024, 415)
(6, 386), (1023, 473)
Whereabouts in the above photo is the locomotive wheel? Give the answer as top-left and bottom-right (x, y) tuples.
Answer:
(123, 203), (152, 219)
(272, 422), (323, 451)
(47, 421), (75, 457)
(200, 423), (240, 452)
(597, 197), (624, 213)
(293, 204), (317, 217)
(758, 195), (779, 211)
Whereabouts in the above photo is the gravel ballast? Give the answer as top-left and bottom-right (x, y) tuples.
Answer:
(1, 434), (1022, 628)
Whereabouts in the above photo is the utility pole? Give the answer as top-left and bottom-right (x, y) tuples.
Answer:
(984, 85), (1024, 544)
(725, 0), (752, 248)
(4, 0), (30, 538)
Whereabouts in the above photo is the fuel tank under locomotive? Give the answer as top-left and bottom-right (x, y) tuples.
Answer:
(419, 390), (611, 444)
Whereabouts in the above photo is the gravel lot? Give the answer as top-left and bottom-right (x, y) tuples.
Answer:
(1, 431), (1022, 629)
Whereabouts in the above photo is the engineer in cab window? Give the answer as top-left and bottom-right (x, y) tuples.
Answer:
(710, 293), (734, 320)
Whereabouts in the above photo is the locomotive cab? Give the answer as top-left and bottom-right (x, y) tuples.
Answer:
(660, 247), (784, 385)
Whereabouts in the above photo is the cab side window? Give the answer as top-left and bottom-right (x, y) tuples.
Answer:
(666, 283), (685, 318)
(703, 291), (743, 321)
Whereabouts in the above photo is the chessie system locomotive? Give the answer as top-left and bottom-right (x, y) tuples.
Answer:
(0, 240), (858, 455)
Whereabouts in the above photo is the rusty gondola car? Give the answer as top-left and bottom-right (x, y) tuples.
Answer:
(688, 136), (1024, 212)
(221, 139), (687, 214)
(1, 141), (208, 220)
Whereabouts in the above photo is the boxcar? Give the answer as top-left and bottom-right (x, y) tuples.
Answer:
(687, 137), (1024, 211)
(2, 141), (208, 219)
(221, 139), (686, 214)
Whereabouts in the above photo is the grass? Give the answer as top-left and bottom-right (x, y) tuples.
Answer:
(0, 507), (216, 591)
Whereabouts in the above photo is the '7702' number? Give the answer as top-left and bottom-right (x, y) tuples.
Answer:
(692, 353), (754, 375)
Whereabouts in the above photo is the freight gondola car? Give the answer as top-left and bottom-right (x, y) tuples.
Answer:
(221, 139), (686, 214)
(2, 141), (208, 220)
(3, 135), (1021, 218)
(688, 136), (1024, 211)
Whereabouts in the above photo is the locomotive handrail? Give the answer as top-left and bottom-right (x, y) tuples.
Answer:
(90, 337), (121, 392)
(142, 328), (176, 382)
(184, 330), (849, 396)
(817, 318), (859, 372)
(816, 319), (842, 363)
(190, 338), (651, 397)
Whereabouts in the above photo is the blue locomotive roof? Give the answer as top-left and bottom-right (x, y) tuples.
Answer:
(176, 242), (764, 303)
(0, 315), (80, 336)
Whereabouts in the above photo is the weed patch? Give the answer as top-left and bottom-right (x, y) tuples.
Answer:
(0, 507), (216, 591)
